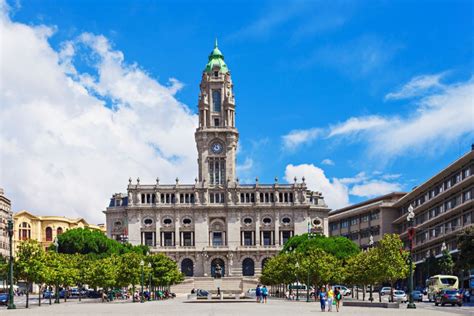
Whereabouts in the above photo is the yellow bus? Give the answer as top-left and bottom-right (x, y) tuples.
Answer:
(426, 275), (459, 302)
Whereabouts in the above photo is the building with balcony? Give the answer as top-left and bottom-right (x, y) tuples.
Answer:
(392, 148), (473, 283)
(329, 192), (406, 249)
(13, 210), (106, 252)
(0, 188), (13, 258)
(104, 42), (330, 278)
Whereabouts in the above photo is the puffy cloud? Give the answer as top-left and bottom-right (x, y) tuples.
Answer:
(282, 127), (323, 151)
(350, 180), (402, 198)
(284, 164), (349, 210)
(0, 8), (197, 223)
(321, 158), (335, 166)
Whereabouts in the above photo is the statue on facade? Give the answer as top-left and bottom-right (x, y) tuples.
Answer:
(214, 264), (222, 279)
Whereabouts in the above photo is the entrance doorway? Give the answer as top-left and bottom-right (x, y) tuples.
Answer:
(211, 258), (225, 277)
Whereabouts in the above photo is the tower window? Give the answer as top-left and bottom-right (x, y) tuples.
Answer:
(209, 157), (225, 185)
(214, 118), (220, 126)
(214, 71), (219, 78)
(212, 90), (221, 112)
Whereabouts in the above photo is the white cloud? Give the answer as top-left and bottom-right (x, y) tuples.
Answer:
(328, 116), (389, 137)
(237, 157), (254, 173)
(282, 127), (323, 151)
(350, 180), (402, 198)
(0, 8), (198, 223)
(321, 159), (335, 166)
(338, 172), (368, 185)
(284, 164), (349, 210)
(326, 75), (474, 160)
(385, 73), (445, 100)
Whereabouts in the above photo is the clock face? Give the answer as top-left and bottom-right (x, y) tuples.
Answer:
(211, 142), (223, 154)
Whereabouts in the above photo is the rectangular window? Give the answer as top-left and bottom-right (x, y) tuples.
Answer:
(361, 214), (369, 222)
(214, 118), (220, 126)
(213, 232), (223, 246)
(212, 90), (221, 112)
(350, 218), (358, 226)
(144, 232), (153, 246)
(263, 231), (272, 246)
(164, 232), (173, 246)
(341, 220), (349, 228)
(183, 232), (193, 246)
(282, 231), (292, 244)
(243, 231), (253, 246)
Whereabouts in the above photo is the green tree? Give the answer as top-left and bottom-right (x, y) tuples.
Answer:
(53, 228), (148, 258)
(15, 240), (45, 308)
(83, 255), (118, 298)
(346, 248), (378, 301)
(373, 234), (409, 300)
(282, 234), (360, 261)
(302, 248), (342, 289)
(260, 252), (298, 287)
(116, 252), (143, 302)
(148, 253), (184, 288)
(0, 255), (7, 289)
(457, 227), (474, 273)
(438, 249), (455, 275)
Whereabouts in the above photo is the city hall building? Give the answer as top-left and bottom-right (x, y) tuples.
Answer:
(104, 42), (329, 279)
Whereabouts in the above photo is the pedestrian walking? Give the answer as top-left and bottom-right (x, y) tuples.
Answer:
(256, 284), (261, 303)
(319, 287), (327, 312)
(262, 285), (268, 304)
(334, 287), (342, 312)
(327, 287), (334, 312)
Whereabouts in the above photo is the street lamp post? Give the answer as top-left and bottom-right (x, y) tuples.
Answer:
(7, 219), (16, 310)
(425, 250), (430, 282)
(148, 262), (152, 301)
(295, 261), (300, 301)
(368, 235), (374, 302)
(140, 260), (145, 303)
(53, 237), (60, 304)
(406, 205), (416, 309)
(306, 221), (315, 302)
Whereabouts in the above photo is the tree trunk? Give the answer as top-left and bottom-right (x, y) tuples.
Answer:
(132, 285), (136, 302)
(362, 285), (366, 301)
(64, 286), (67, 302)
(26, 282), (30, 308)
(356, 286), (359, 300)
(390, 282), (394, 303)
(38, 284), (42, 306)
(352, 286), (354, 298)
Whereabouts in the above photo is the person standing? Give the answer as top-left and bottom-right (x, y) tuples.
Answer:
(319, 287), (327, 312)
(262, 285), (268, 304)
(334, 287), (342, 312)
(327, 287), (334, 312)
(256, 284), (261, 303)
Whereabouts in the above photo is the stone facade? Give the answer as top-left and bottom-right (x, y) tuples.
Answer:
(105, 42), (330, 278)
(13, 210), (106, 253)
(0, 188), (13, 258)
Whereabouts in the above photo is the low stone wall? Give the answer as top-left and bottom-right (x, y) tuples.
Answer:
(343, 301), (400, 308)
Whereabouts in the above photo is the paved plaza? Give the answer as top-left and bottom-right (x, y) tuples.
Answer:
(3, 297), (472, 316)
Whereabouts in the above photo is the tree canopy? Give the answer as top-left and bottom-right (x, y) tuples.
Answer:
(52, 228), (148, 258)
(281, 233), (360, 260)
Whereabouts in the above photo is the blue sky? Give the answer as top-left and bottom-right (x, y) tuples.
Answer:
(1, 0), (473, 222)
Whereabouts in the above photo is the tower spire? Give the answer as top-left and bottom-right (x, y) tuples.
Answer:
(215, 37), (218, 48)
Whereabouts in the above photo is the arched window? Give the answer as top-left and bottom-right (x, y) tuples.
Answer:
(242, 258), (255, 276)
(181, 258), (194, 277)
(57, 227), (63, 235)
(262, 257), (270, 271)
(45, 227), (53, 241)
(18, 222), (31, 240)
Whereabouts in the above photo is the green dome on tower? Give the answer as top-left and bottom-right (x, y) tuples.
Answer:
(205, 39), (229, 74)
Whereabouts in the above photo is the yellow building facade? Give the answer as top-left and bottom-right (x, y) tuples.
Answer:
(13, 210), (106, 252)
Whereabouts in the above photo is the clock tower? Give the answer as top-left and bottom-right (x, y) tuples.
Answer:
(195, 40), (238, 186)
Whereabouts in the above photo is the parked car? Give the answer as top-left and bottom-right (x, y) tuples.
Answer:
(334, 285), (351, 296)
(43, 289), (68, 299)
(392, 290), (408, 303)
(435, 289), (462, 307)
(411, 290), (423, 302)
(0, 293), (8, 306)
(380, 287), (393, 296)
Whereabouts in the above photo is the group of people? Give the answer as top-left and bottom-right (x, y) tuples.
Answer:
(255, 284), (269, 303)
(318, 287), (343, 312)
